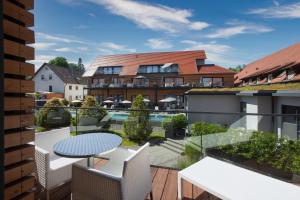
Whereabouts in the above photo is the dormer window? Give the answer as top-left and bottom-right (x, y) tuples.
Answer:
(287, 69), (295, 80)
(96, 66), (122, 75)
(138, 64), (179, 74)
(267, 74), (273, 82)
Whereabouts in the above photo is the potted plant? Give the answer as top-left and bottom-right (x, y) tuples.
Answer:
(162, 114), (188, 138)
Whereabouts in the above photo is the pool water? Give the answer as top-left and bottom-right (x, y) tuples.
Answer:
(110, 113), (169, 122)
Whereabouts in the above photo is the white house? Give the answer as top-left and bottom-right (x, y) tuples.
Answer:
(185, 88), (300, 140)
(34, 63), (87, 101)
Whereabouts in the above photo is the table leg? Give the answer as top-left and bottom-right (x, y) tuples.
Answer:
(178, 174), (183, 200)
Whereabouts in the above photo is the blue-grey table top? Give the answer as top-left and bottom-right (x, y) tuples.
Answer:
(53, 133), (122, 158)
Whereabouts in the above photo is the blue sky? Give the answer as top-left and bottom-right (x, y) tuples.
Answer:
(32, 0), (300, 70)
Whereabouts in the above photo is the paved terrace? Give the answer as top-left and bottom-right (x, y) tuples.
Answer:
(37, 158), (218, 200)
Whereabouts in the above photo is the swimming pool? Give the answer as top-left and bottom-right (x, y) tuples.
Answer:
(110, 112), (170, 122)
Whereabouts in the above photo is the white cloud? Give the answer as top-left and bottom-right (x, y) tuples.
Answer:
(146, 38), (173, 49)
(36, 32), (86, 44)
(87, 0), (209, 33)
(205, 21), (273, 39)
(30, 42), (56, 50)
(247, 2), (300, 19)
(74, 25), (90, 29)
(98, 42), (136, 54)
(30, 55), (56, 70)
(88, 12), (96, 17)
(181, 40), (244, 67)
(55, 47), (78, 53)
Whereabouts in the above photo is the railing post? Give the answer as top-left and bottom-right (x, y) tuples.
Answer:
(75, 107), (78, 135)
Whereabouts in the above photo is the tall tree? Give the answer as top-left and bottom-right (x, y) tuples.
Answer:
(48, 57), (69, 68)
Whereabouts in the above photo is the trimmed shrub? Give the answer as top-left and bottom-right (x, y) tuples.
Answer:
(60, 98), (69, 106)
(191, 121), (227, 136)
(123, 95), (152, 141)
(36, 98), (71, 128)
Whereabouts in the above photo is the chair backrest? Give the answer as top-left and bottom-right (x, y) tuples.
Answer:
(122, 143), (152, 200)
(35, 128), (70, 156)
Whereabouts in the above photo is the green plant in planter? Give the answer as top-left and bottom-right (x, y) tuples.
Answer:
(78, 96), (107, 125)
(123, 95), (152, 142)
(60, 98), (69, 106)
(191, 121), (227, 136)
(171, 114), (188, 130)
(36, 98), (71, 128)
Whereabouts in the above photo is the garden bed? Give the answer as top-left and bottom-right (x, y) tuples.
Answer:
(206, 147), (300, 183)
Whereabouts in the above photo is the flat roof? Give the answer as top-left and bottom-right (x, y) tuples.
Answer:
(186, 82), (300, 96)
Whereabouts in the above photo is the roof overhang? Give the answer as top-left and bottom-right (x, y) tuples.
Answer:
(272, 90), (300, 97)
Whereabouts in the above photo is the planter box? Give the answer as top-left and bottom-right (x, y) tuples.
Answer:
(206, 147), (299, 184)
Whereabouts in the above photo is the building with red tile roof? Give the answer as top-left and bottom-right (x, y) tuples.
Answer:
(83, 50), (235, 107)
(235, 42), (300, 86)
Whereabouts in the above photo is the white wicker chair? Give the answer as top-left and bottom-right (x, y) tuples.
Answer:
(72, 143), (153, 200)
(35, 128), (87, 199)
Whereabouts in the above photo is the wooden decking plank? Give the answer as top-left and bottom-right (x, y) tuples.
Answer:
(151, 168), (169, 200)
(183, 179), (193, 199)
(151, 167), (158, 180)
(161, 169), (178, 200)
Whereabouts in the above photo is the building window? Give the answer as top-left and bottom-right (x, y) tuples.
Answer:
(212, 78), (223, 87)
(202, 77), (212, 87)
(138, 64), (179, 74)
(69, 85), (72, 90)
(49, 85), (52, 92)
(96, 66), (122, 75)
(41, 75), (45, 80)
(76, 86), (78, 90)
(49, 74), (52, 80)
(282, 105), (300, 140)
(69, 96), (72, 101)
(164, 77), (183, 87)
(76, 96), (78, 100)
(240, 102), (246, 113)
(201, 77), (223, 87)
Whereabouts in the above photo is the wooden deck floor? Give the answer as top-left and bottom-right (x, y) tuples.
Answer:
(40, 158), (211, 200)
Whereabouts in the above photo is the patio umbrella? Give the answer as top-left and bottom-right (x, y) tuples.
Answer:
(103, 100), (114, 104)
(135, 75), (146, 79)
(159, 97), (176, 103)
(121, 100), (132, 104)
(71, 100), (82, 103)
(143, 99), (150, 102)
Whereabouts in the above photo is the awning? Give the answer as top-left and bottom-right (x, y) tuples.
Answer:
(178, 157), (300, 200)
(161, 63), (173, 69)
(159, 97), (176, 103)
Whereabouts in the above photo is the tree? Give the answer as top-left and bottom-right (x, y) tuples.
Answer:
(49, 57), (69, 68)
(229, 64), (246, 72)
(78, 96), (107, 124)
(48, 57), (85, 73)
(123, 95), (152, 141)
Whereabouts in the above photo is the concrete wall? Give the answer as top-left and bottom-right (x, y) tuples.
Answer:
(34, 66), (65, 93)
(186, 95), (240, 126)
(65, 83), (87, 101)
(257, 96), (272, 132)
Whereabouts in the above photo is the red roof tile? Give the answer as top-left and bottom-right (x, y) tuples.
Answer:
(85, 50), (233, 76)
(198, 65), (235, 74)
(235, 42), (300, 84)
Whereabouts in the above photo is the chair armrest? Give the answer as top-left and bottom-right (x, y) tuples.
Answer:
(72, 164), (123, 200)
(35, 146), (50, 189)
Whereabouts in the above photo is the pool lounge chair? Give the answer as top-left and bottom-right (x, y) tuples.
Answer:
(72, 143), (153, 200)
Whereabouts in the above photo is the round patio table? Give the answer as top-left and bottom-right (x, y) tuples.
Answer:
(53, 133), (122, 167)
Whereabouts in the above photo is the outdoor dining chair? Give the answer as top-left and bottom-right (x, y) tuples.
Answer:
(35, 129), (87, 199)
(72, 143), (153, 200)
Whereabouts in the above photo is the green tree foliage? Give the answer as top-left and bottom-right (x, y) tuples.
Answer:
(229, 64), (246, 72)
(36, 98), (71, 128)
(49, 57), (69, 68)
(60, 99), (69, 106)
(123, 95), (152, 141)
(49, 57), (85, 73)
(78, 96), (107, 123)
